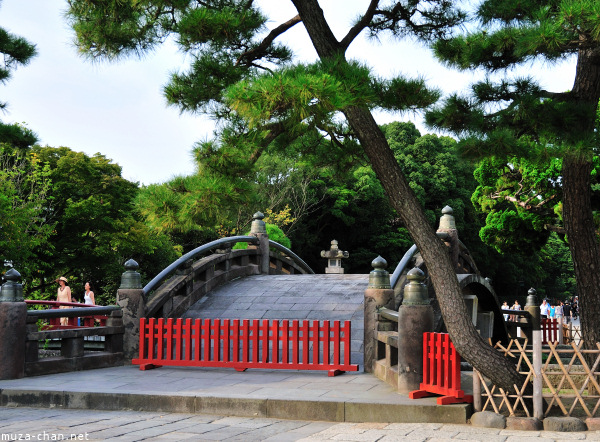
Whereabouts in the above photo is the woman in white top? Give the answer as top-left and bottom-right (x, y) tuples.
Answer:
(84, 282), (95, 305)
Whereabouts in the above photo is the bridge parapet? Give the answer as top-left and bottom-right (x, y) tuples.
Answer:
(143, 241), (312, 320)
(145, 248), (261, 319)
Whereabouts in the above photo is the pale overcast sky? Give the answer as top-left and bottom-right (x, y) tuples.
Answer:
(1, 1), (576, 185)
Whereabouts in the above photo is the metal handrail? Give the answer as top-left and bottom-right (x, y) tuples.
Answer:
(27, 305), (120, 319)
(378, 307), (399, 323)
(268, 240), (314, 274)
(389, 232), (452, 289)
(390, 244), (418, 289)
(142, 235), (259, 295)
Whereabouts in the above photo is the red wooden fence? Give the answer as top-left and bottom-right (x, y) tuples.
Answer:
(542, 318), (560, 344)
(133, 318), (359, 376)
(409, 332), (473, 405)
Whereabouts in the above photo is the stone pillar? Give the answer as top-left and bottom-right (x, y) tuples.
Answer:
(320, 240), (349, 274)
(250, 212), (270, 274)
(0, 268), (27, 379)
(397, 267), (434, 393)
(117, 259), (145, 362)
(526, 287), (543, 419)
(364, 256), (394, 373)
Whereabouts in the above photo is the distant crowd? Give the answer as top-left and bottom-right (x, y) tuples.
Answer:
(501, 296), (579, 324)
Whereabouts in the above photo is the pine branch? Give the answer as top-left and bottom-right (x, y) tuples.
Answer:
(237, 15), (301, 66)
(544, 224), (565, 235)
(490, 191), (558, 214)
(340, 0), (379, 51)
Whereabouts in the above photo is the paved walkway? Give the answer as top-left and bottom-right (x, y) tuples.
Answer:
(1, 407), (599, 441)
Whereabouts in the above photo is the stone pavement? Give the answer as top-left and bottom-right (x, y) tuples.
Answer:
(1, 407), (600, 441)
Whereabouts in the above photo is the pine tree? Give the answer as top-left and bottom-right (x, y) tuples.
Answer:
(427, 0), (600, 348)
(0, 22), (37, 147)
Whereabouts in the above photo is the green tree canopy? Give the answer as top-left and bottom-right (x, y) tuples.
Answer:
(26, 146), (179, 304)
(0, 144), (53, 272)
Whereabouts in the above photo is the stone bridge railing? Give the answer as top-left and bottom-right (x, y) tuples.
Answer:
(25, 305), (124, 376)
(0, 269), (125, 379)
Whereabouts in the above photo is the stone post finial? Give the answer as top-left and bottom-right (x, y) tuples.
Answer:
(526, 287), (538, 307)
(0, 268), (23, 302)
(402, 268), (429, 305)
(250, 211), (267, 235)
(120, 259), (142, 289)
(321, 239), (349, 274)
(525, 287), (540, 331)
(368, 256), (391, 289)
(438, 205), (456, 231)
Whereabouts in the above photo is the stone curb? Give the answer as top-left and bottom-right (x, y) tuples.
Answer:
(471, 411), (594, 432)
(0, 388), (470, 424)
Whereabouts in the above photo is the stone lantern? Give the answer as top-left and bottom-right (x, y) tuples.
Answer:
(320, 240), (349, 274)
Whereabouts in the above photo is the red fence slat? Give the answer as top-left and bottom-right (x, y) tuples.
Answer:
(542, 318), (560, 345)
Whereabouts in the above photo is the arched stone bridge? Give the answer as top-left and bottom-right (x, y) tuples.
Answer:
(119, 209), (508, 372)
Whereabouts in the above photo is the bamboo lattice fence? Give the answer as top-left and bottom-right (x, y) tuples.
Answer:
(475, 339), (600, 418)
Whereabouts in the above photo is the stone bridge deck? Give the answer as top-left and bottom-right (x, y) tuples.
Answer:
(182, 274), (368, 369)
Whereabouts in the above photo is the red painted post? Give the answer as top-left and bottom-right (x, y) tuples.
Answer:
(164, 318), (172, 361)
(291, 320), (298, 365)
(301, 321), (309, 365)
(260, 320), (269, 363)
(251, 320), (259, 363)
(232, 320), (239, 363)
(222, 319), (230, 363)
(241, 320), (249, 365)
(202, 319), (210, 362)
(282, 320), (289, 364)
(332, 321), (340, 366)
(312, 321), (320, 366)
(153, 318), (161, 361)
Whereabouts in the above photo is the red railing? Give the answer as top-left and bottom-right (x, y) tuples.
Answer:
(542, 318), (560, 344)
(25, 300), (107, 329)
(409, 332), (473, 405)
(133, 318), (359, 376)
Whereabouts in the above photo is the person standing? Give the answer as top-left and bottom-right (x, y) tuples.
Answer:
(563, 302), (572, 324)
(540, 299), (550, 319)
(511, 300), (521, 322)
(84, 282), (95, 305)
(502, 301), (509, 321)
(56, 276), (72, 326)
(555, 301), (564, 324)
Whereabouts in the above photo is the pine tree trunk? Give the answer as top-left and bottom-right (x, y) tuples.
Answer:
(290, 0), (525, 391)
(344, 106), (524, 391)
(562, 156), (600, 348)
(565, 47), (600, 350)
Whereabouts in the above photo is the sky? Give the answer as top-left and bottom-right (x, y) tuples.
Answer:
(1, 0), (577, 185)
